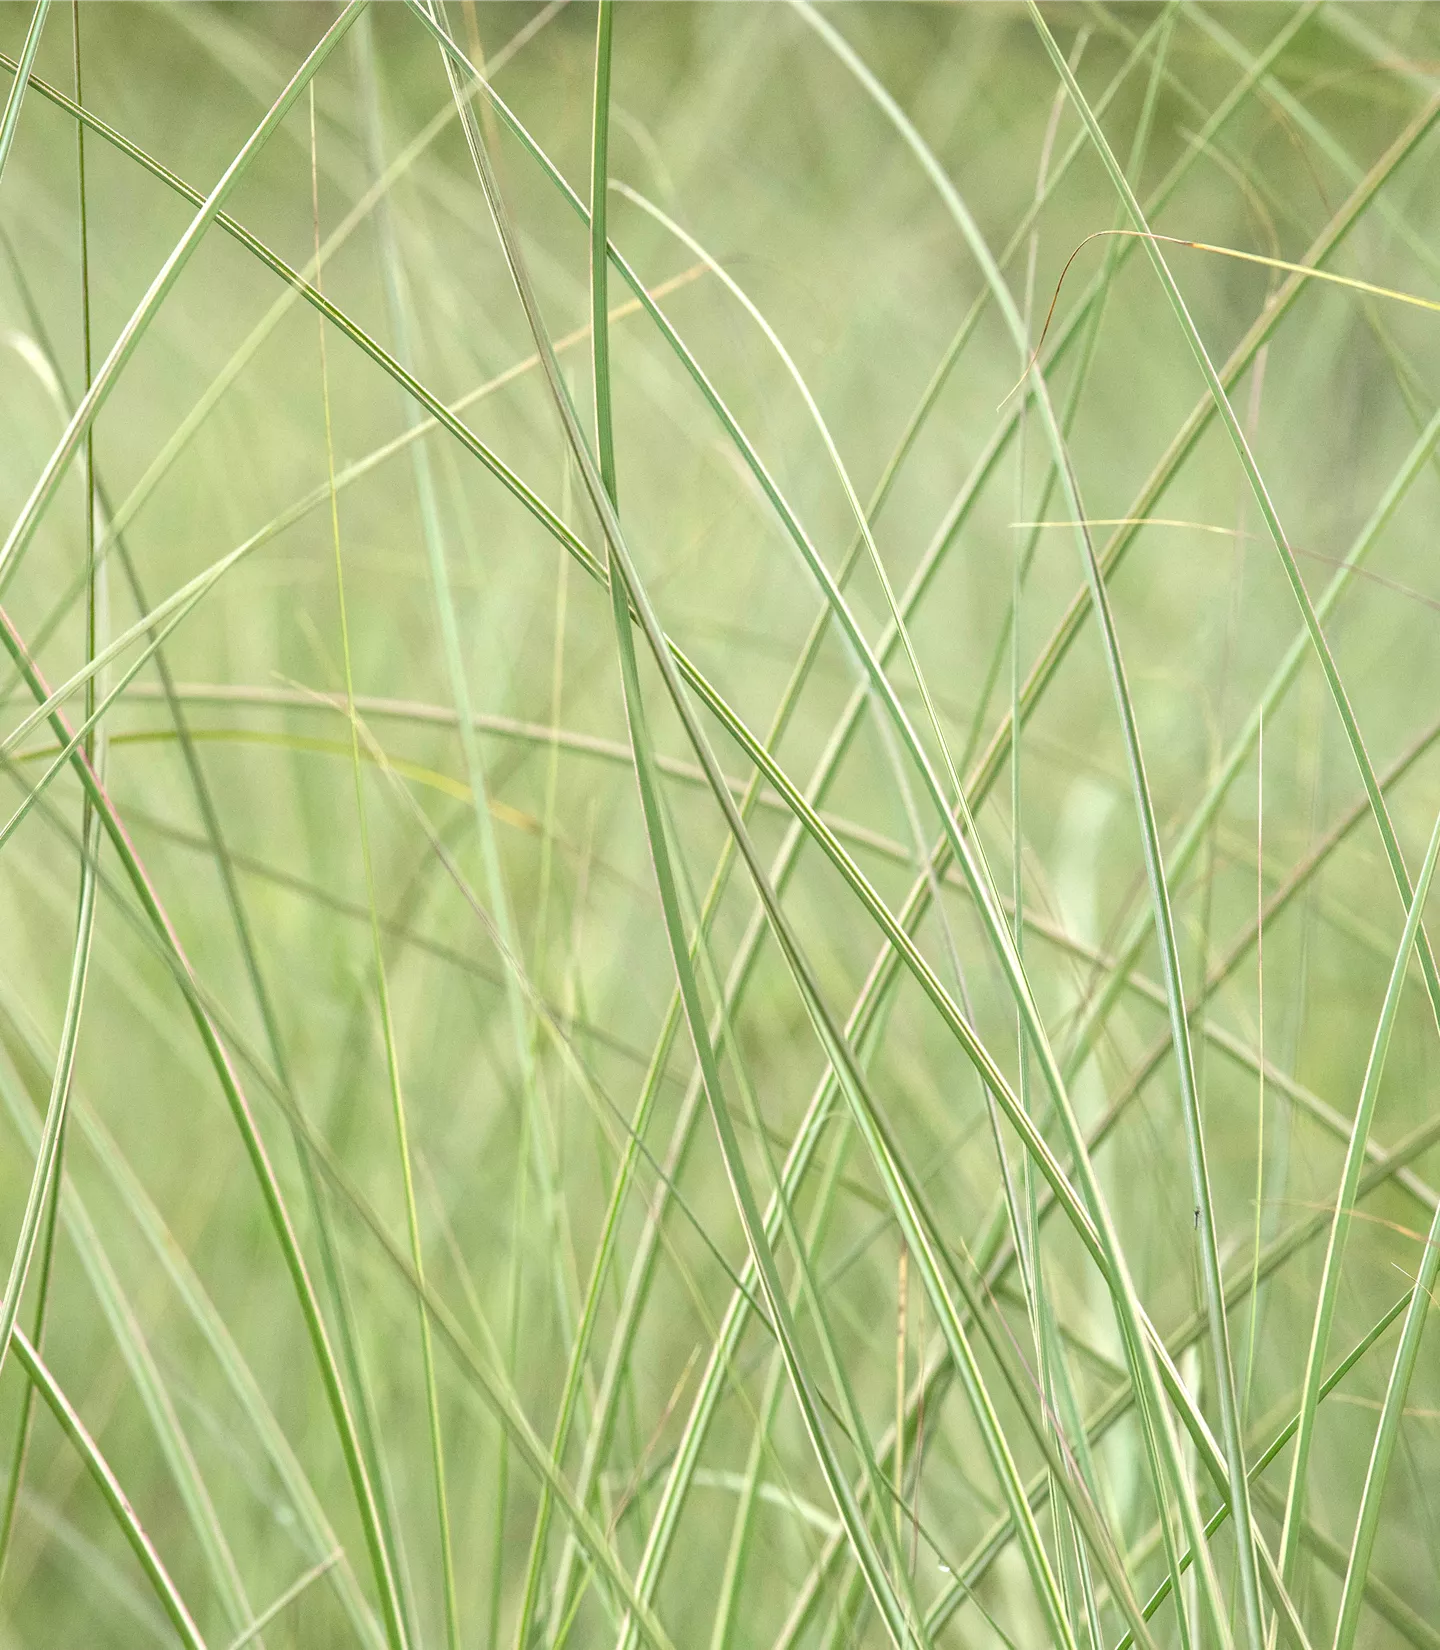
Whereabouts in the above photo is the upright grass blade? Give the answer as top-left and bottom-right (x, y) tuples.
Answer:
(6, 14), (1440, 1647)
(590, 0), (616, 504)
(0, 0), (1370, 920)
(772, 105), (1440, 1547)
(538, 18), (1316, 1617)
(1025, 269), (1267, 1650)
(972, 1074), (1440, 1602)
(1010, 26), (1180, 1644)
(424, 33), (915, 1650)
(509, 5), (618, 1639)
(958, 76), (1440, 858)
(1252, 1483), (1438, 1650)
(0, 1035), (386, 1648)
(782, 9), (1252, 1638)
(611, 180), (976, 839)
(2, 0), (1414, 734)
(0, 47), (624, 602)
(16, 775), (758, 1650)
(0, 17), (413, 1621)
(87, 6), (570, 606)
(360, 30), (590, 1640)
(787, 726), (1440, 1647)
(0, 709), (100, 1554)
(11, 167), (1398, 1636)
(709, 1129), (857, 1650)
(920, 1107), (1440, 1642)
(607, 581), (929, 1650)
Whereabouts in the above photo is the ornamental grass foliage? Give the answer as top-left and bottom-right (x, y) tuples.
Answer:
(1, 3), (1440, 1647)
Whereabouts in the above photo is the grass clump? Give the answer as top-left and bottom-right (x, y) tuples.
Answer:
(2, 3), (1440, 1647)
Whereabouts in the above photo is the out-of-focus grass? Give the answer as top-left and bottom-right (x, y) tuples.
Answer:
(1, 3), (1440, 1646)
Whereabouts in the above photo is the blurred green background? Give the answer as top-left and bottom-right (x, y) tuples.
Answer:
(2, 3), (1440, 1647)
